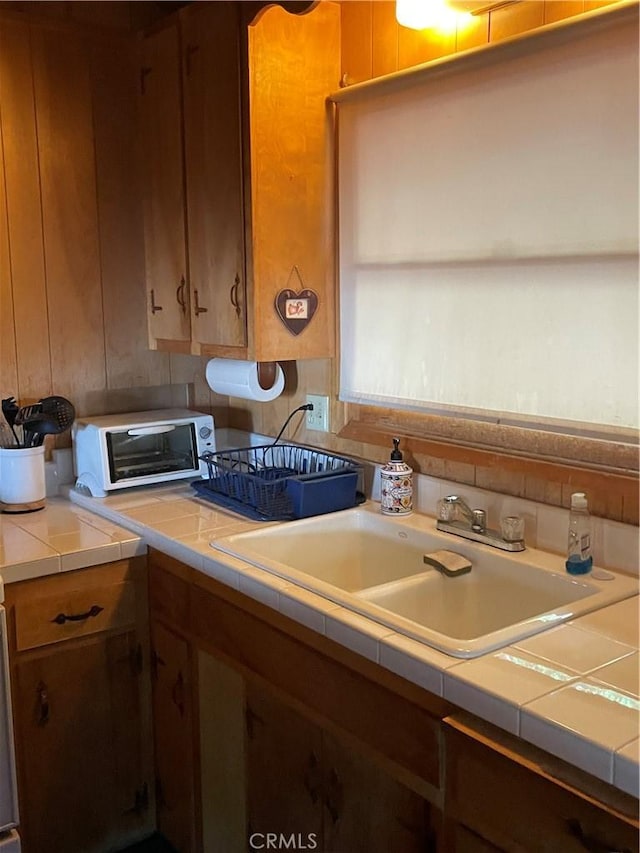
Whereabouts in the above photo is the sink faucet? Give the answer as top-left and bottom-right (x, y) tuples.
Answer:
(436, 495), (525, 552)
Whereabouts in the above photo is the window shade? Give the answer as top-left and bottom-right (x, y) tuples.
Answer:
(337, 9), (639, 432)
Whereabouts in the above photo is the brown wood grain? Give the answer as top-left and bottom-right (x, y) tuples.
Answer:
(0, 17), (51, 401)
(138, 20), (190, 345)
(0, 86), (17, 400)
(5, 556), (153, 853)
(89, 31), (171, 390)
(247, 1), (339, 361)
(181, 1), (247, 351)
(31, 21), (106, 408)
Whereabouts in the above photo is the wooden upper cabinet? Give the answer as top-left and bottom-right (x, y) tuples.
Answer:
(181, 1), (247, 352)
(245, 0), (340, 362)
(139, 22), (190, 346)
(138, 0), (340, 361)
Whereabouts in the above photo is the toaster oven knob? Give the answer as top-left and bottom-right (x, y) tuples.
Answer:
(199, 426), (213, 439)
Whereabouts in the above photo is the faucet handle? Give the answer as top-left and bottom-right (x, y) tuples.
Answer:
(437, 496), (457, 522)
(471, 509), (486, 533)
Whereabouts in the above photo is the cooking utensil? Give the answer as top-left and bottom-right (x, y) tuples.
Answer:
(1, 397), (21, 446)
(15, 403), (42, 425)
(39, 396), (75, 432)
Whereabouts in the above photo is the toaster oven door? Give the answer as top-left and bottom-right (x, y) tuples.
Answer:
(106, 422), (199, 484)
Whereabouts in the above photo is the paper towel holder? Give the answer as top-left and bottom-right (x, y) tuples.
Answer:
(257, 361), (278, 390)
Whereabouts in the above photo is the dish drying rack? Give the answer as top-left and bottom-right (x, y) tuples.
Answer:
(192, 444), (363, 521)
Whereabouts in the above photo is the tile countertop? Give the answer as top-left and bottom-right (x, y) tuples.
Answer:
(1, 484), (638, 799)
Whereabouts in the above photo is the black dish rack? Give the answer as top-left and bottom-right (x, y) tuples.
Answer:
(192, 444), (363, 521)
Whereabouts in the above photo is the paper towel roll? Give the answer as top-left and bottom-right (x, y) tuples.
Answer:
(205, 359), (285, 402)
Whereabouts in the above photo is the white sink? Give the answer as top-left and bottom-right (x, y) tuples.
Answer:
(213, 506), (638, 658)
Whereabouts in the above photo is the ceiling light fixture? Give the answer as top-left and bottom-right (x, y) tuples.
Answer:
(396, 0), (521, 30)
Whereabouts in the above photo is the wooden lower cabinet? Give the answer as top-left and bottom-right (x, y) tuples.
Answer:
(151, 621), (198, 853)
(5, 558), (153, 853)
(149, 550), (442, 853)
(245, 679), (434, 851)
(148, 550), (639, 853)
(443, 715), (640, 853)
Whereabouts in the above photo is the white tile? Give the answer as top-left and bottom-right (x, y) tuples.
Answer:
(572, 597), (639, 648)
(614, 738), (640, 798)
(279, 587), (341, 635)
(514, 624), (635, 675)
(238, 567), (289, 610)
(589, 652), (640, 697)
(325, 609), (395, 664)
(445, 676), (522, 733)
(145, 532), (203, 570)
(444, 649), (580, 734)
(198, 554), (241, 590)
(521, 709), (614, 783)
(10, 503), (87, 537)
(379, 633), (456, 696)
(119, 537), (147, 559)
(0, 523), (61, 568)
(152, 512), (234, 538)
(0, 554), (61, 583)
(60, 543), (122, 571)
(521, 679), (640, 784)
(535, 504), (567, 557)
(413, 474), (441, 516)
(602, 519), (640, 576)
(124, 499), (199, 524)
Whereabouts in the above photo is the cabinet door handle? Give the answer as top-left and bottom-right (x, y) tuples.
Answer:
(193, 289), (208, 316)
(566, 818), (631, 853)
(150, 648), (166, 682)
(37, 681), (49, 726)
(172, 670), (186, 717)
(324, 767), (343, 825)
(51, 604), (104, 625)
(150, 288), (163, 314)
(303, 751), (321, 804)
(139, 65), (152, 95)
(230, 275), (242, 318)
(176, 277), (187, 315)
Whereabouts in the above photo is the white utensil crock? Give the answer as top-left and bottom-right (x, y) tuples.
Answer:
(0, 446), (46, 512)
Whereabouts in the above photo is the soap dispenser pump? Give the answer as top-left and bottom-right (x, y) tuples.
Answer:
(380, 437), (413, 516)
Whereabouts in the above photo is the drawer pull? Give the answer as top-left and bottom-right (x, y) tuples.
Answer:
(566, 818), (631, 853)
(51, 604), (104, 625)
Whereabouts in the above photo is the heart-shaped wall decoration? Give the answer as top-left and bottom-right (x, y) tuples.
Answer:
(275, 288), (319, 336)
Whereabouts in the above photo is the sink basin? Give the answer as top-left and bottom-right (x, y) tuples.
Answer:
(213, 506), (638, 658)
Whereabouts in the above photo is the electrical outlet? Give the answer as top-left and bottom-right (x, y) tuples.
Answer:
(306, 394), (330, 432)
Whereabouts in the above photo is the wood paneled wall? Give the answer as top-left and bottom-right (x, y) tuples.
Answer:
(0, 8), (223, 436)
(228, 0), (637, 525)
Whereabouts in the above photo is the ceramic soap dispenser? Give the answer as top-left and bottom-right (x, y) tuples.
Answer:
(380, 438), (413, 516)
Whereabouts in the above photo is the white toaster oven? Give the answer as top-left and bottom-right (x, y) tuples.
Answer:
(72, 409), (215, 497)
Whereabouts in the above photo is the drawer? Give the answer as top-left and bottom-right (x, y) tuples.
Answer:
(14, 577), (136, 651)
(444, 719), (639, 852)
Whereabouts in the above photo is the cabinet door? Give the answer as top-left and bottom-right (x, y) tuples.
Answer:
(139, 22), (190, 346)
(199, 650), (246, 853)
(245, 681), (323, 848)
(12, 631), (152, 853)
(322, 731), (434, 853)
(181, 2), (247, 351)
(151, 621), (197, 853)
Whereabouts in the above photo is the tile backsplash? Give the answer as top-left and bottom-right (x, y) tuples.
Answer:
(371, 466), (639, 577)
(51, 428), (639, 578)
